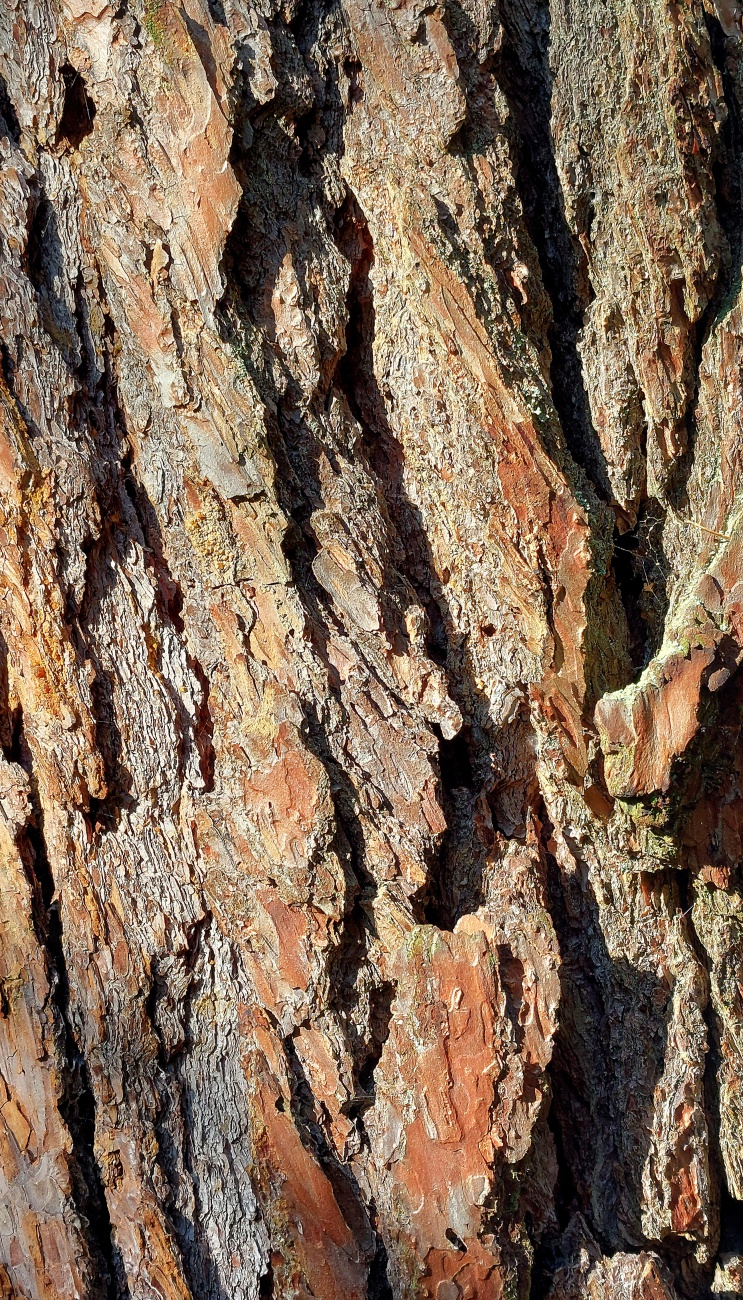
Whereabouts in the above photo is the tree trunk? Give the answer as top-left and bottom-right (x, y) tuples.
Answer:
(0, 0), (741, 1296)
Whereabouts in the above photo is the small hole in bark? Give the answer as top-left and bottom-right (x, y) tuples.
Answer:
(438, 726), (474, 792)
(87, 795), (117, 834)
(58, 64), (96, 149)
(343, 58), (363, 106)
(421, 725), (483, 929)
(445, 1228), (468, 1253)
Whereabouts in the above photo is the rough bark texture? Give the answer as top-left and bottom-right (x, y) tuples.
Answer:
(1, 0), (743, 1296)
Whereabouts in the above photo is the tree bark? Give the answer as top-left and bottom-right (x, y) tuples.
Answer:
(0, 0), (741, 1296)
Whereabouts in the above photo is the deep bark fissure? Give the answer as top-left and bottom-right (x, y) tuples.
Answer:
(366, 1234), (394, 1300)
(487, 2), (666, 691)
(0, 72), (19, 143)
(120, 451), (217, 795)
(281, 1027), (376, 1260)
(333, 188), (519, 927)
(216, 60), (409, 1289)
(536, 805), (696, 1281)
(668, 12), (743, 513)
(422, 725), (482, 930)
(147, 916), (236, 1300)
(257, 1256), (274, 1299)
(609, 500), (670, 669)
(493, 0), (608, 504)
(350, 980), (394, 1116)
(17, 740), (124, 1299)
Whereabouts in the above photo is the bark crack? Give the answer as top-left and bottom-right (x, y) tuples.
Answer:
(9, 714), (125, 1299)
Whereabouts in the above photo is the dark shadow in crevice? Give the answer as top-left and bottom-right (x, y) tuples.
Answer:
(537, 808), (709, 1293)
(346, 980), (395, 1121)
(452, 0), (611, 505)
(205, 0), (227, 23)
(146, 916), (238, 1300)
(72, 519), (138, 837)
(720, 1191), (743, 1257)
(282, 1029), (376, 1261)
(610, 499), (671, 670)
(0, 73), (20, 144)
(529, 1092), (580, 1300)
(438, 725), (474, 791)
(445, 0), (647, 706)
(258, 1256), (275, 1299)
(25, 189), (81, 366)
(498, 944), (527, 1054)
(6, 704), (127, 1298)
(120, 453), (217, 795)
(332, 188), (537, 928)
(57, 63), (96, 149)
(215, 16), (411, 1179)
(422, 725), (484, 929)
(706, 14), (743, 313)
(668, 12), (743, 513)
(445, 1228), (468, 1254)
(367, 1234), (394, 1300)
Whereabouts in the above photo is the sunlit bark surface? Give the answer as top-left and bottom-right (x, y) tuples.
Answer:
(1, 1), (743, 1296)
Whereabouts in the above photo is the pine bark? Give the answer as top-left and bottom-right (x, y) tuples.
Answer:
(0, 1), (742, 1296)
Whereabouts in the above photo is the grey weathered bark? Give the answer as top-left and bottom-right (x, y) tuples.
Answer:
(0, 0), (742, 1297)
